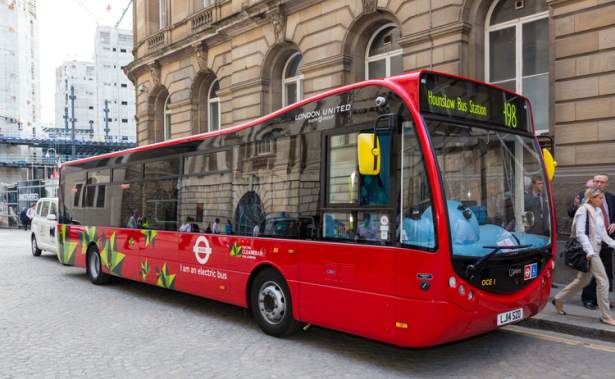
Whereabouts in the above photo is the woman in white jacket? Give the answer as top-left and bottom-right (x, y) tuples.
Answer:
(553, 188), (615, 326)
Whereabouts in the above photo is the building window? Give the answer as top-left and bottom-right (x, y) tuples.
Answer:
(159, 0), (167, 29)
(282, 52), (304, 106)
(194, 0), (216, 11)
(208, 79), (220, 132)
(486, 0), (549, 135)
(365, 24), (403, 79)
(163, 94), (171, 140)
(121, 83), (128, 88)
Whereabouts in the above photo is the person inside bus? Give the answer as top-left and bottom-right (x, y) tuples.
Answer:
(179, 216), (199, 233)
(224, 219), (233, 235)
(356, 213), (380, 241)
(212, 218), (221, 234)
(127, 210), (140, 228)
(553, 188), (615, 326)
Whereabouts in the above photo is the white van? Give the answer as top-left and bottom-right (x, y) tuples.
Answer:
(31, 197), (58, 256)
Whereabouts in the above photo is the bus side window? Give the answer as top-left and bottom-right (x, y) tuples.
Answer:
(323, 212), (354, 240)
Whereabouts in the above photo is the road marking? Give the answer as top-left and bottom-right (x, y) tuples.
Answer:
(503, 325), (615, 353)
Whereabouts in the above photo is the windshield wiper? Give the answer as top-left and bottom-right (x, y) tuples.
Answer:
(466, 245), (532, 280)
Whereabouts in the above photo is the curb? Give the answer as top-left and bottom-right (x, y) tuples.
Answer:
(520, 317), (615, 343)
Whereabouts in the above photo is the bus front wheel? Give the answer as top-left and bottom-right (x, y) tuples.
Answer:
(86, 247), (110, 285)
(250, 268), (301, 337)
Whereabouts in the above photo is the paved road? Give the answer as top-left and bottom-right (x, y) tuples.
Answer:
(1, 229), (615, 378)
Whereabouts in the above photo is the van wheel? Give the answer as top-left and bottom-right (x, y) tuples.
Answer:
(31, 235), (42, 256)
(86, 247), (109, 285)
(250, 268), (301, 337)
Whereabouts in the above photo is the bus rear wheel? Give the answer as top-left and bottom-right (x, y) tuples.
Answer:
(86, 247), (109, 285)
(250, 268), (301, 337)
(31, 235), (41, 256)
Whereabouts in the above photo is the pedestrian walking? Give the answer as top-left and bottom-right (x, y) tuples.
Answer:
(553, 188), (615, 326)
(524, 175), (548, 235)
(25, 203), (36, 231)
(568, 178), (594, 218)
(580, 175), (615, 310)
(19, 208), (28, 231)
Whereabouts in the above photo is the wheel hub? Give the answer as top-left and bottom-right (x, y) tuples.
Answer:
(89, 253), (100, 278)
(258, 281), (286, 325)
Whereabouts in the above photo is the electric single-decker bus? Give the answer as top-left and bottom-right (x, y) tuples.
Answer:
(57, 71), (556, 347)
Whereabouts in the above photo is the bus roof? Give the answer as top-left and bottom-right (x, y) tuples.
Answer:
(61, 70), (529, 168)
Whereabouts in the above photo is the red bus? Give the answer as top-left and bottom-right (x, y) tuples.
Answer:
(57, 71), (556, 347)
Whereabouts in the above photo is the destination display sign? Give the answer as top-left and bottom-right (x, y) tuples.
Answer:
(419, 72), (530, 134)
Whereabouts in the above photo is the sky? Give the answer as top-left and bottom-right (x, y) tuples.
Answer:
(38, 0), (133, 125)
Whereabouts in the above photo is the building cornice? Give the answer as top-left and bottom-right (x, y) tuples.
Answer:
(301, 54), (353, 74)
(228, 78), (269, 94)
(546, 0), (576, 6)
(398, 21), (472, 47)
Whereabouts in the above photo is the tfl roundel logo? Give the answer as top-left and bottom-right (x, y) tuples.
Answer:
(193, 236), (212, 265)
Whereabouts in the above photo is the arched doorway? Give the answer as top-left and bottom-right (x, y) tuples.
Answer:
(234, 191), (265, 236)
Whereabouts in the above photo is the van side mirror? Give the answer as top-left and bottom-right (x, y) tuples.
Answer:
(358, 133), (381, 175)
(542, 148), (557, 182)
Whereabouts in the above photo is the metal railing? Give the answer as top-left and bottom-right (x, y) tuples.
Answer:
(191, 7), (214, 32)
(147, 30), (166, 51)
(0, 154), (89, 166)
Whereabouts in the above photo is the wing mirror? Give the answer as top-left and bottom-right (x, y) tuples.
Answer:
(542, 148), (557, 182)
(357, 133), (381, 176)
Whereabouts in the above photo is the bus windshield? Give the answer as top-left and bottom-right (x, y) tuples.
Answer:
(425, 119), (551, 258)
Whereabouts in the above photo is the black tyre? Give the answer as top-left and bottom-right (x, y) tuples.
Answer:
(250, 268), (301, 337)
(86, 247), (110, 285)
(31, 235), (42, 257)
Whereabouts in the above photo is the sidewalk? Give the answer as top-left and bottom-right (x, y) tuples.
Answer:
(520, 283), (615, 342)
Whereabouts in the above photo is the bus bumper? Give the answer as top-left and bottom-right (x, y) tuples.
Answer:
(393, 273), (552, 347)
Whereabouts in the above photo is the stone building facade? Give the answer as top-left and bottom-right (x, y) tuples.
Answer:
(125, 0), (615, 235)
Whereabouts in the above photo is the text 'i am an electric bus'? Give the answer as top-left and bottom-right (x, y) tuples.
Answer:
(57, 70), (557, 347)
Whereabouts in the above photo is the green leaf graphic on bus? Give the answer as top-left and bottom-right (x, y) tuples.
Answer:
(229, 241), (243, 257)
(141, 229), (158, 248)
(140, 259), (150, 281)
(79, 226), (98, 256)
(58, 224), (77, 265)
(155, 263), (175, 289)
(100, 232), (126, 276)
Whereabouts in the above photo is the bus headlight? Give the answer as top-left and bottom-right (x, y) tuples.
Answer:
(458, 284), (466, 296)
(468, 291), (474, 301)
(449, 276), (457, 288)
